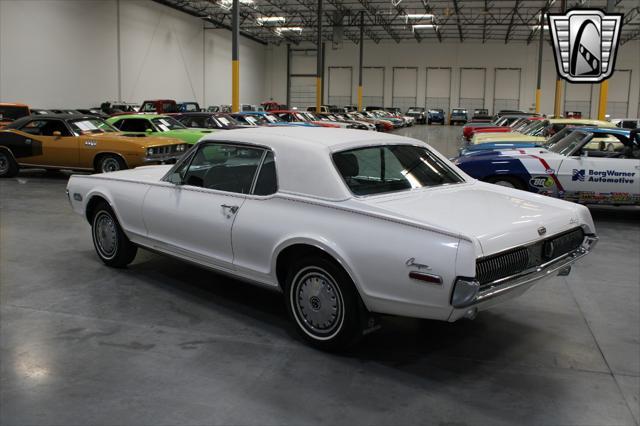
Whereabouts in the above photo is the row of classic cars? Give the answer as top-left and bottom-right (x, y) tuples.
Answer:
(453, 107), (640, 206)
(65, 127), (598, 349)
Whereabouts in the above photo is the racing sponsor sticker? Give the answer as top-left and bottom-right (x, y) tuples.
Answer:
(573, 169), (635, 184)
(530, 175), (556, 189)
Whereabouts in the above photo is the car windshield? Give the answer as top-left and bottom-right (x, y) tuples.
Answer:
(151, 117), (187, 131)
(408, 108), (423, 113)
(0, 105), (29, 121)
(69, 118), (116, 134)
(547, 130), (588, 155)
(520, 120), (547, 135)
(333, 144), (464, 196)
(263, 114), (282, 123)
(542, 127), (575, 149)
(452, 109), (466, 115)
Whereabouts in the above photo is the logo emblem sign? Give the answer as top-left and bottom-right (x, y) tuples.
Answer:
(547, 9), (623, 83)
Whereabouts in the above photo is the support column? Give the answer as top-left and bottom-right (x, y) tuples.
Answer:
(232, 0), (240, 112)
(357, 11), (364, 111)
(535, 13), (544, 114)
(553, 0), (566, 117)
(597, 0), (616, 120)
(286, 44), (291, 108)
(316, 0), (323, 113)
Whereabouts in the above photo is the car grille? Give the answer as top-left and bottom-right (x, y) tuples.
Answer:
(149, 145), (181, 155)
(476, 228), (585, 287)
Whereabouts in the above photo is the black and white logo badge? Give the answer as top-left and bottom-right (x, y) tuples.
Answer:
(547, 9), (623, 83)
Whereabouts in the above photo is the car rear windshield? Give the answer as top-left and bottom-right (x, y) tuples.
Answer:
(0, 106), (29, 121)
(333, 144), (464, 196)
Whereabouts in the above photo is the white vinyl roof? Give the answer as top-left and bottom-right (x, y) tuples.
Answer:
(199, 127), (426, 201)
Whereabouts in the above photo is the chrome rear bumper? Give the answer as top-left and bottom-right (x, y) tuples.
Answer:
(448, 234), (598, 320)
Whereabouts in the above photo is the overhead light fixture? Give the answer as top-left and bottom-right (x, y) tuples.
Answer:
(257, 16), (286, 25)
(275, 26), (303, 35)
(218, 0), (254, 10)
(406, 13), (434, 21)
(412, 24), (438, 31)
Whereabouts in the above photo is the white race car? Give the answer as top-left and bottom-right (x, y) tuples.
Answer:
(67, 128), (597, 349)
(455, 127), (640, 205)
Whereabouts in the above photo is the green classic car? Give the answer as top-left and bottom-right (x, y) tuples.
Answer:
(107, 114), (214, 144)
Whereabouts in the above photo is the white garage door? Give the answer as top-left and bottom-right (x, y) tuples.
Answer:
(426, 67), (451, 112)
(328, 67), (352, 107)
(289, 49), (318, 109)
(564, 83), (592, 117)
(459, 68), (486, 113)
(493, 68), (521, 114)
(606, 70), (631, 118)
(362, 67), (384, 108)
(392, 67), (418, 112)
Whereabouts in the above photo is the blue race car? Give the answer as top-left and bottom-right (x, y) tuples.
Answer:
(457, 126), (580, 157)
(232, 111), (317, 127)
(453, 127), (640, 205)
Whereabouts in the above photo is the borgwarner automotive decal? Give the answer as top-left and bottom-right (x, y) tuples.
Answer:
(573, 169), (636, 184)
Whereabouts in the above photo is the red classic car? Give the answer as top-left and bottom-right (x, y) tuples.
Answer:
(271, 110), (340, 128)
(463, 115), (543, 140)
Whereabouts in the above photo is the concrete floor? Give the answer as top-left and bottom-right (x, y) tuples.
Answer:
(1, 125), (639, 426)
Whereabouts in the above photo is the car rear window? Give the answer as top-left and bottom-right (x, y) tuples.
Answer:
(333, 144), (464, 196)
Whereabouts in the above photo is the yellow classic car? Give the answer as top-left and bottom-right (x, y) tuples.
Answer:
(0, 114), (189, 177)
(470, 118), (617, 145)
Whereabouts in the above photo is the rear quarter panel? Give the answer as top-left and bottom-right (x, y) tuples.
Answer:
(232, 195), (465, 320)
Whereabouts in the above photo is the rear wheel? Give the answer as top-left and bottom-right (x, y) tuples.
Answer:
(0, 151), (19, 178)
(91, 201), (137, 268)
(285, 256), (362, 351)
(485, 175), (526, 190)
(96, 154), (126, 174)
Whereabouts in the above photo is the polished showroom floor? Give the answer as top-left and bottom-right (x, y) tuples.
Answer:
(1, 125), (639, 426)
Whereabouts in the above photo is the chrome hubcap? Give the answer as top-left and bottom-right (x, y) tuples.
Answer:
(101, 158), (120, 173)
(0, 154), (9, 175)
(94, 213), (117, 258)
(293, 268), (344, 338)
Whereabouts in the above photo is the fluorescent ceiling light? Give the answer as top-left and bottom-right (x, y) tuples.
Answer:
(219, 0), (253, 9)
(257, 16), (286, 25)
(275, 26), (303, 35)
(406, 13), (434, 20)
(412, 24), (438, 31)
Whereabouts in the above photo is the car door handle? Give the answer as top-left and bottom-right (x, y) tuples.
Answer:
(221, 204), (239, 214)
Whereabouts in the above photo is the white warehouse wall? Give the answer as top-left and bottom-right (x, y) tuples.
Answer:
(0, 0), (267, 108)
(265, 40), (640, 118)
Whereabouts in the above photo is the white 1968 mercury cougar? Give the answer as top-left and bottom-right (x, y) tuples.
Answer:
(66, 127), (598, 349)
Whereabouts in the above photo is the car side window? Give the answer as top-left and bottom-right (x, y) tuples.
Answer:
(21, 120), (71, 136)
(253, 151), (277, 196)
(20, 120), (47, 135)
(117, 119), (153, 132)
(183, 143), (265, 194)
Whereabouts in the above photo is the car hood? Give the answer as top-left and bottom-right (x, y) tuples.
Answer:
(354, 181), (588, 256)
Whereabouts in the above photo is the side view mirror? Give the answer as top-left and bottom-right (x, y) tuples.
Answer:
(52, 131), (62, 138)
(581, 150), (589, 158)
(145, 128), (153, 133)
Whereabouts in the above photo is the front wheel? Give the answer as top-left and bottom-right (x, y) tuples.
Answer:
(91, 202), (137, 267)
(285, 256), (362, 350)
